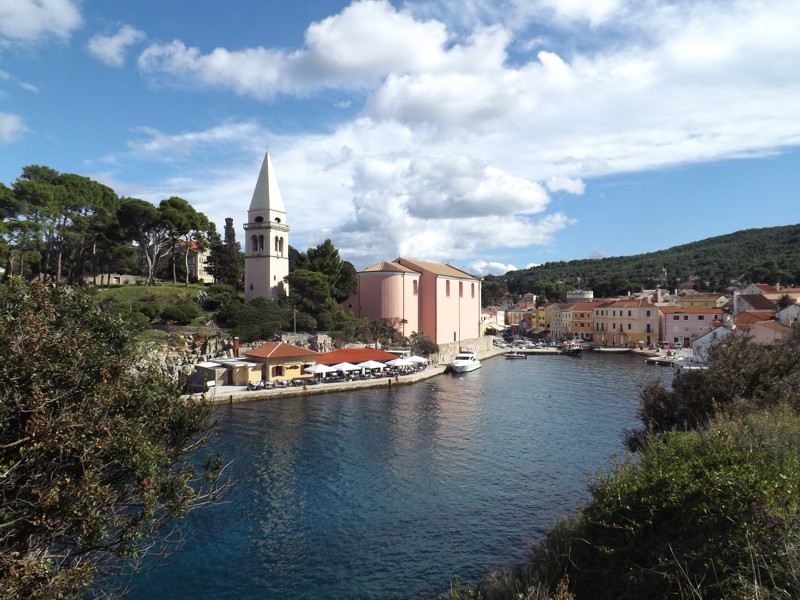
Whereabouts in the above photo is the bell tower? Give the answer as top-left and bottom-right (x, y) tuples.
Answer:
(244, 150), (290, 302)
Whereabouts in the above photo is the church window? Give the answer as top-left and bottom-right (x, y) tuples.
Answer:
(275, 217), (281, 223)
(446, 281), (450, 297)
(258, 235), (264, 251)
(274, 236), (280, 252)
(459, 281), (463, 297)
(251, 236), (258, 252)
(413, 280), (418, 295)
(471, 283), (475, 298)
(255, 216), (264, 223)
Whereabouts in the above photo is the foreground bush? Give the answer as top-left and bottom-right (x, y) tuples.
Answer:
(628, 327), (800, 448)
(0, 278), (224, 598)
(535, 405), (800, 599)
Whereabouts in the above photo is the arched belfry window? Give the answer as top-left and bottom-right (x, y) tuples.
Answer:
(274, 236), (280, 252)
(413, 280), (418, 295)
(279, 237), (285, 255)
(258, 235), (264, 252)
(251, 235), (258, 252)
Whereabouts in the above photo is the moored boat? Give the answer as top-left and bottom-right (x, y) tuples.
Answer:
(561, 340), (582, 355)
(450, 351), (481, 372)
(505, 351), (527, 359)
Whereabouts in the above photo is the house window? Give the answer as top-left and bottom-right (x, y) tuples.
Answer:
(698, 315), (704, 320)
(673, 315), (680, 320)
(646, 310), (651, 317)
(628, 323), (632, 330)
(628, 310), (632, 317)
(613, 323), (617, 330)
(684, 315), (689, 320)
(446, 281), (450, 297)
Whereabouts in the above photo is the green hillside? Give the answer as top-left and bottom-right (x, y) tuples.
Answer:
(484, 223), (800, 303)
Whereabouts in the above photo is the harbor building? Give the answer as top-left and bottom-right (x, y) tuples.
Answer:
(343, 258), (482, 345)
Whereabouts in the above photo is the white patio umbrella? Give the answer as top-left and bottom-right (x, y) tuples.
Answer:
(356, 360), (386, 370)
(332, 362), (361, 372)
(305, 364), (337, 374)
(407, 356), (427, 364)
(386, 358), (414, 368)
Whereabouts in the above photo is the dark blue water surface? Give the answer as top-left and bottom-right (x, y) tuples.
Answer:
(125, 352), (668, 600)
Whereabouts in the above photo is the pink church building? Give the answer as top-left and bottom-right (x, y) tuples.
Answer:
(343, 258), (482, 345)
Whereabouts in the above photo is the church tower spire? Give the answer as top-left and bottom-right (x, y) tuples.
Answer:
(244, 150), (290, 302)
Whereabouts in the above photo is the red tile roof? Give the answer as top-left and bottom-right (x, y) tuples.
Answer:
(738, 294), (778, 310)
(598, 300), (654, 308)
(659, 307), (724, 314)
(315, 347), (401, 365)
(244, 342), (319, 360)
(734, 311), (774, 325)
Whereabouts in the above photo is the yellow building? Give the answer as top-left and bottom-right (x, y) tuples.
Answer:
(593, 300), (659, 348)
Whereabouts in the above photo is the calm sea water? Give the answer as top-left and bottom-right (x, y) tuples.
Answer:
(123, 352), (669, 600)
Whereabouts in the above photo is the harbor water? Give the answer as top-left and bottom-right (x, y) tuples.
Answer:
(124, 351), (669, 599)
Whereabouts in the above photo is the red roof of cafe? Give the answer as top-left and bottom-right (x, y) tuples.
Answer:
(244, 342), (319, 360)
(315, 347), (401, 365)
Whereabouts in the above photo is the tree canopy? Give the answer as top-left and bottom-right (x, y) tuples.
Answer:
(0, 278), (224, 597)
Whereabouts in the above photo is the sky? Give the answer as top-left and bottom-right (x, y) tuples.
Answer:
(1, 0), (799, 275)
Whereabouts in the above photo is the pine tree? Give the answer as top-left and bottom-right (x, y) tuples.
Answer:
(207, 217), (243, 288)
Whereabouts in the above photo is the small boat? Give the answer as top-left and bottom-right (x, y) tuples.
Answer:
(561, 340), (582, 355)
(450, 351), (481, 373)
(505, 351), (527, 359)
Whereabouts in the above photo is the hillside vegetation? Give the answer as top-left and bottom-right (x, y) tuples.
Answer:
(484, 223), (800, 302)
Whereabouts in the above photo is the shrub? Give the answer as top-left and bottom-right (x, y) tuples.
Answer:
(160, 301), (200, 325)
(536, 405), (800, 599)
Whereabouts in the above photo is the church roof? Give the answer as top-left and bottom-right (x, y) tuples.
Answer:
(361, 261), (417, 273)
(396, 257), (479, 280)
(249, 151), (286, 213)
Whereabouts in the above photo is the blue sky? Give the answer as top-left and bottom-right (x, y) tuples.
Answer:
(1, 0), (799, 275)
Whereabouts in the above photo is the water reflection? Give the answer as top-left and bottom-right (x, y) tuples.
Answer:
(126, 353), (669, 600)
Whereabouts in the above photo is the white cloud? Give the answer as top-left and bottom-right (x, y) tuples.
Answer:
(469, 259), (518, 275)
(0, 0), (82, 43)
(138, 0), (449, 97)
(0, 113), (27, 142)
(546, 176), (585, 194)
(515, 0), (622, 27)
(127, 121), (263, 158)
(88, 25), (146, 68)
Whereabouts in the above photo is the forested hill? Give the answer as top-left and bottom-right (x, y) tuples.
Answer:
(485, 223), (800, 301)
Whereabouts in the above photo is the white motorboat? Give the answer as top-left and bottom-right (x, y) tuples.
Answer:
(449, 351), (481, 373)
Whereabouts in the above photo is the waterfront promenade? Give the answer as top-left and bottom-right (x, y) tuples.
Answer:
(199, 345), (510, 404)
